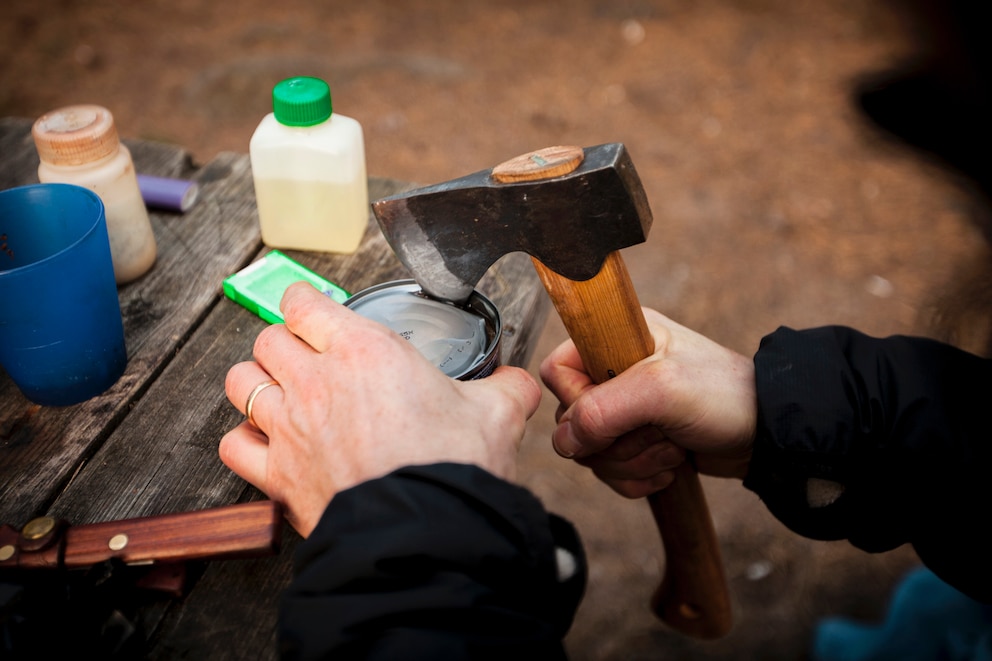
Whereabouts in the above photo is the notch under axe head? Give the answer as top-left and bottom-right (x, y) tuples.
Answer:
(371, 144), (734, 639)
(371, 143), (652, 304)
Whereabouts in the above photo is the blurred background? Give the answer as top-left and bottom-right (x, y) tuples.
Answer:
(4, 0), (990, 658)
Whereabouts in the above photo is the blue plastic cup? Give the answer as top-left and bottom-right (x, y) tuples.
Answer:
(0, 183), (127, 406)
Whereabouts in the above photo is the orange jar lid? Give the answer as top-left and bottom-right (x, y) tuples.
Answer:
(32, 104), (119, 166)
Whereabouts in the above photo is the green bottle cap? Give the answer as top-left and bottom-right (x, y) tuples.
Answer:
(271, 77), (332, 127)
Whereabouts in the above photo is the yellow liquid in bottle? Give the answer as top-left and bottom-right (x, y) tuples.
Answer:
(254, 177), (368, 254)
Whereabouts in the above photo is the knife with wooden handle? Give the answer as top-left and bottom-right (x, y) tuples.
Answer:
(0, 500), (282, 570)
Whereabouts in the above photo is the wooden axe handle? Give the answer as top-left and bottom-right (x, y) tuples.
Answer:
(533, 252), (733, 639)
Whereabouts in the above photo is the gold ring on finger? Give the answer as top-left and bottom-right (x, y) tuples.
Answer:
(245, 380), (279, 429)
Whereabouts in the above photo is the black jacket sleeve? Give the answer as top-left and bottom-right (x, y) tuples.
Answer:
(743, 326), (992, 602)
(278, 463), (586, 661)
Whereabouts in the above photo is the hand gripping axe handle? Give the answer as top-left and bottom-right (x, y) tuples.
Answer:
(372, 144), (732, 638)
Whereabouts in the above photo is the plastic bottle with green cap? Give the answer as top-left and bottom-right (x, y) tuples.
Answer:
(249, 76), (368, 254)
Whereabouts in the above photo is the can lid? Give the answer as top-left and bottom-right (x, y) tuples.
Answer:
(346, 283), (489, 378)
(32, 105), (120, 166)
(272, 77), (333, 127)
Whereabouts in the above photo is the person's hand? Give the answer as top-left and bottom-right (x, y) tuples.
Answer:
(220, 282), (542, 537)
(539, 308), (756, 498)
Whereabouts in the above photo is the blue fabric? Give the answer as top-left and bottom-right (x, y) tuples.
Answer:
(813, 566), (992, 661)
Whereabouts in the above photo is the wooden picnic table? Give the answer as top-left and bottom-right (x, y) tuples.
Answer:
(0, 116), (550, 658)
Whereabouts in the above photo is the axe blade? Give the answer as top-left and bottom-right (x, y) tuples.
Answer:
(371, 143), (653, 303)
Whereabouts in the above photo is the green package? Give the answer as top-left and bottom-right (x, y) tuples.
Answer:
(222, 250), (350, 324)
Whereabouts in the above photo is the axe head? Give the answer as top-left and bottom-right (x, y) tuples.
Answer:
(371, 143), (653, 303)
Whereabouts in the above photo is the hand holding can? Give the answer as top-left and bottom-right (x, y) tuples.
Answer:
(219, 282), (538, 537)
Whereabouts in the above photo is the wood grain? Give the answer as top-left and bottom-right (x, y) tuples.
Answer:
(535, 252), (733, 639)
(510, 145), (731, 639)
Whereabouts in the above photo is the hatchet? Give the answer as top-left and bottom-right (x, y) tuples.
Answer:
(372, 144), (732, 638)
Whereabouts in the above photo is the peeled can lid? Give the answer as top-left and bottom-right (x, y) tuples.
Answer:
(345, 281), (497, 380)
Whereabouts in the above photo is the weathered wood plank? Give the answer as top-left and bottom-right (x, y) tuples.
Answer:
(1, 119), (211, 522)
(0, 119), (262, 524)
(0, 117), (45, 190)
(147, 525), (298, 660)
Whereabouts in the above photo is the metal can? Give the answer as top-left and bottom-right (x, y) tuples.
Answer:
(344, 279), (501, 380)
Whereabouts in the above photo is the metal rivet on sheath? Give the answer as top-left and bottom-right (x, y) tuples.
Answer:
(108, 534), (129, 551)
(0, 545), (15, 562)
(22, 516), (56, 540)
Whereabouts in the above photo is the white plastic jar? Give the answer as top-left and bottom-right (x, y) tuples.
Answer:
(249, 76), (369, 254)
(32, 105), (157, 284)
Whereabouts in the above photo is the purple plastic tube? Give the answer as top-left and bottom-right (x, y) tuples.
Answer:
(137, 174), (200, 212)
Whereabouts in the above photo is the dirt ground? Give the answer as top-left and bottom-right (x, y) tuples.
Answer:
(3, 1), (989, 659)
